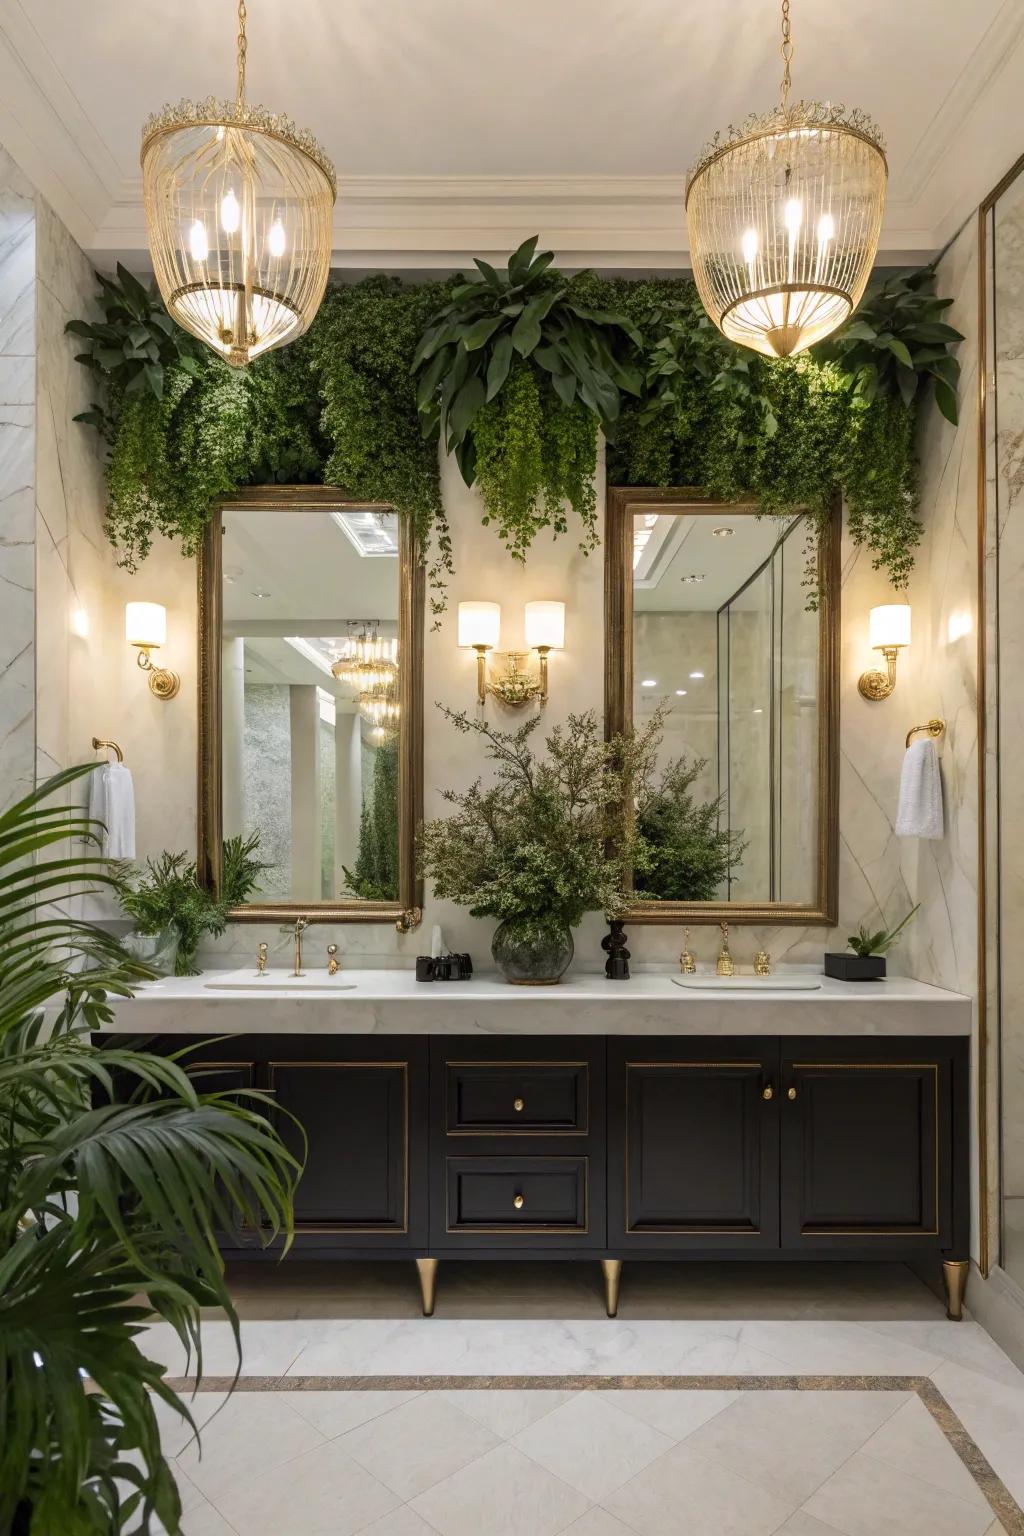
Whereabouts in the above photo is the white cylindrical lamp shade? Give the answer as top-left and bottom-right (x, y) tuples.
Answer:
(458, 601), (501, 649)
(869, 604), (911, 650)
(524, 600), (565, 651)
(125, 601), (167, 648)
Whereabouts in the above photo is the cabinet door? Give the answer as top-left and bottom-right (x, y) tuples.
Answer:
(269, 1059), (418, 1243)
(609, 1041), (780, 1249)
(780, 1048), (950, 1248)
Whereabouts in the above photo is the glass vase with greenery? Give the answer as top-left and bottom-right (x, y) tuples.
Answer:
(0, 766), (300, 1534)
(419, 706), (660, 983)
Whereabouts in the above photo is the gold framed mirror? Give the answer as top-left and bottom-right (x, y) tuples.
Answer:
(605, 487), (839, 925)
(197, 486), (423, 929)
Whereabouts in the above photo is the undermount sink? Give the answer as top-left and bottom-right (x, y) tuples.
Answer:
(671, 973), (822, 992)
(203, 968), (356, 992)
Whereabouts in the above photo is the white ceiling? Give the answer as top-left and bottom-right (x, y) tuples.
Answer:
(2, 0), (1022, 271)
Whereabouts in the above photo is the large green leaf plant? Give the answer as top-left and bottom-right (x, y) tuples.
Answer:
(0, 765), (301, 1534)
(412, 237), (642, 558)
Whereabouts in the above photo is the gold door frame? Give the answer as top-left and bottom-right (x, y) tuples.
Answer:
(197, 485), (424, 930)
(604, 486), (840, 926)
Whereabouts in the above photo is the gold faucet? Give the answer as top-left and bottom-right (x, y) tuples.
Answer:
(327, 943), (340, 976)
(286, 915), (309, 977)
(679, 927), (696, 974)
(256, 941), (268, 976)
(716, 921), (735, 977)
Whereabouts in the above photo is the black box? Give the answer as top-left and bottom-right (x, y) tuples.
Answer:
(823, 952), (886, 982)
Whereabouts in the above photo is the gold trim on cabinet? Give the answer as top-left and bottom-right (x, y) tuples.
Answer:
(197, 486), (424, 925)
(444, 1155), (590, 1235)
(267, 1061), (410, 1234)
(444, 1060), (590, 1136)
(604, 486), (840, 926)
(788, 1062), (941, 1237)
(623, 1061), (767, 1237)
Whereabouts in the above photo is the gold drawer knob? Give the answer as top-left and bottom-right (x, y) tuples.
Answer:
(762, 1084), (774, 1101)
(513, 1097), (525, 1113)
(513, 1193), (525, 1210)
(787, 1086), (798, 1101)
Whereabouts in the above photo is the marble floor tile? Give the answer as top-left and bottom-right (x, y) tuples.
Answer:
(602, 1439), (797, 1536)
(717, 1319), (948, 1376)
(339, 1391), (501, 1500)
(355, 1508), (440, 1536)
(859, 1395), (993, 1506)
(559, 1510), (637, 1536)
(857, 1320), (1024, 1389)
(680, 1388), (908, 1504)
(441, 1387), (575, 1438)
(172, 1390), (325, 1502)
(511, 1392), (675, 1500)
(409, 1442), (591, 1536)
(931, 1359), (1024, 1508)
(803, 1450), (995, 1536)
(774, 1516), (849, 1536)
(279, 1387), (423, 1440)
(144, 1317), (317, 1377)
(591, 1386), (739, 1440)
(213, 1437), (400, 1536)
(175, 1502), (237, 1536)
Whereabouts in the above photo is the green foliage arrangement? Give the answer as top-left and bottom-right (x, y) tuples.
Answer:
(418, 705), (660, 931)
(343, 735), (400, 901)
(114, 833), (266, 975)
(71, 255), (962, 602)
(848, 902), (920, 958)
(412, 237), (641, 559)
(636, 754), (747, 902)
(0, 765), (299, 1535)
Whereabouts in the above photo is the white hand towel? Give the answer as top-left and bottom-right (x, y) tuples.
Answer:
(896, 738), (944, 840)
(88, 762), (136, 859)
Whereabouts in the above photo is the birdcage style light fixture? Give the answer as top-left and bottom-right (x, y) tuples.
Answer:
(141, 0), (336, 366)
(685, 0), (887, 359)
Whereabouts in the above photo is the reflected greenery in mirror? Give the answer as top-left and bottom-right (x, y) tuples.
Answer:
(606, 488), (838, 924)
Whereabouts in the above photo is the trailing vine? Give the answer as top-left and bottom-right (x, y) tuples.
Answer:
(70, 255), (960, 601)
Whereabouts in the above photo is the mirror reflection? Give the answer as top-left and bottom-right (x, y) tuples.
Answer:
(633, 509), (820, 904)
(221, 507), (401, 905)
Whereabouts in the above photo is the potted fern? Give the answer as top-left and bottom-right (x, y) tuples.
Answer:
(0, 766), (300, 1533)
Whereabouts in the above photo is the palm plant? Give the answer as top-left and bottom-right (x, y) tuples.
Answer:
(0, 765), (301, 1535)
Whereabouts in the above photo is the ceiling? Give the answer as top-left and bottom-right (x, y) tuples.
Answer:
(634, 514), (788, 613)
(2, 1), (1022, 272)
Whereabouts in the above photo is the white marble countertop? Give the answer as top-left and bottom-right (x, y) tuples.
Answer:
(99, 967), (972, 1036)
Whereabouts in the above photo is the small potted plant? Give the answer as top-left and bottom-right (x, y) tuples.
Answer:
(824, 904), (920, 982)
(419, 706), (659, 984)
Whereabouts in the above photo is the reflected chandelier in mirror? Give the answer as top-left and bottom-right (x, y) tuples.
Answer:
(605, 487), (839, 925)
(198, 486), (423, 927)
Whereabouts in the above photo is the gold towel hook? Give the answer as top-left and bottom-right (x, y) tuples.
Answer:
(92, 736), (124, 763)
(905, 718), (945, 750)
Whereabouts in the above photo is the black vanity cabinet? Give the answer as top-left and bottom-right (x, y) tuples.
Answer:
(607, 1039), (779, 1250)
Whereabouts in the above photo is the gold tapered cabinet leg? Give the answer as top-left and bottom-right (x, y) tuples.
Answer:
(416, 1257), (439, 1317)
(943, 1259), (969, 1321)
(601, 1259), (623, 1318)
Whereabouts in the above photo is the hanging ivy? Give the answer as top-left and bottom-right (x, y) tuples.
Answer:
(69, 255), (961, 601)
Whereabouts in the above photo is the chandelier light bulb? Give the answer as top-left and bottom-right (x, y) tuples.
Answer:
(268, 219), (287, 257)
(189, 219), (209, 261)
(220, 188), (240, 234)
(685, 0), (887, 358)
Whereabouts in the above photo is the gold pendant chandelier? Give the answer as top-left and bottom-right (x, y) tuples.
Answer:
(141, 0), (336, 367)
(685, 0), (887, 359)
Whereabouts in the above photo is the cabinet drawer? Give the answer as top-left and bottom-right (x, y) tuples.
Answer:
(445, 1156), (588, 1233)
(446, 1061), (588, 1134)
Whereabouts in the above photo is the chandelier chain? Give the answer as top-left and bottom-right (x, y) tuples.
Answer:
(780, 0), (793, 110)
(236, 0), (248, 107)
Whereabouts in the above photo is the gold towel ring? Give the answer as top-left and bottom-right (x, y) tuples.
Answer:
(905, 718), (945, 750)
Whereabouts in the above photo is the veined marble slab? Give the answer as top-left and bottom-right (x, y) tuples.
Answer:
(100, 969), (971, 1037)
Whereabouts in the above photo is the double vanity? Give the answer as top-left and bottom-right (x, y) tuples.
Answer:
(101, 969), (971, 1321)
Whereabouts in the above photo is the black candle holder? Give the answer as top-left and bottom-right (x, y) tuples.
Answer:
(602, 920), (631, 980)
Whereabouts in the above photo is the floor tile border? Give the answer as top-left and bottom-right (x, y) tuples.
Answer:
(163, 1372), (1024, 1534)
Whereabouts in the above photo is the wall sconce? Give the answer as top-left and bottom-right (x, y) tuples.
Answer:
(458, 599), (566, 707)
(858, 603), (911, 701)
(125, 602), (180, 699)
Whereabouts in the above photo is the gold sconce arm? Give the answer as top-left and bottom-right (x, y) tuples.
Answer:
(135, 645), (181, 700)
(473, 645), (490, 706)
(858, 645), (899, 702)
